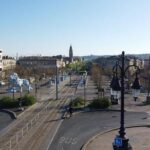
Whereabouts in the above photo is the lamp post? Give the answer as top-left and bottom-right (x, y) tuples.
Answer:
(12, 79), (15, 101)
(68, 71), (72, 86)
(146, 57), (150, 102)
(35, 83), (37, 97)
(112, 51), (141, 150)
(56, 65), (58, 100)
(83, 79), (86, 108)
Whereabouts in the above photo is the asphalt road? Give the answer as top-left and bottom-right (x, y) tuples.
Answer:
(50, 110), (149, 150)
(0, 112), (13, 131)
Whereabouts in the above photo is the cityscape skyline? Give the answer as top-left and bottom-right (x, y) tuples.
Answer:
(1, 0), (150, 57)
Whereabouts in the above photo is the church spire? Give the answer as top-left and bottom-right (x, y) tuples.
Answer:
(69, 45), (73, 62)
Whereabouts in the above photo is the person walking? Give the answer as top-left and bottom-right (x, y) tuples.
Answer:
(68, 105), (73, 117)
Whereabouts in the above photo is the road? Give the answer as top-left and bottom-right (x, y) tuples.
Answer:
(0, 112), (13, 131)
(50, 110), (150, 150)
(49, 75), (150, 150)
(0, 75), (81, 150)
(1, 74), (149, 150)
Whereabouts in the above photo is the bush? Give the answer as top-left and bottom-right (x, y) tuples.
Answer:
(22, 94), (36, 106)
(88, 97), (111, 109)
(71, 97), (85, 107)
(0, 96), (18, 108)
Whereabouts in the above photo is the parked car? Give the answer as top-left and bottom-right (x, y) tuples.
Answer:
(0, 81), (5, 86)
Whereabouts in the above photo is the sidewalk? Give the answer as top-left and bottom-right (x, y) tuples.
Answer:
(81, 76), (150, 150)
(82, 125), (150, 150)
(74, 75), (150, 150)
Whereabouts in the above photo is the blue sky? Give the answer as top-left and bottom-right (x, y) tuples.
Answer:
(0, 0), (150, 57)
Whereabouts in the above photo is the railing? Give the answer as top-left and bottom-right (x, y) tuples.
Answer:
(0, 102), (50, 150)
(0, 75), (71, 150)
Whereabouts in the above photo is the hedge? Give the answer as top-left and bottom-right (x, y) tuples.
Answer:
(71, 97), (85, 107)
(88, 97), (111, 109)
(0, 96), (18, 108)
(22, 94), (36, 106)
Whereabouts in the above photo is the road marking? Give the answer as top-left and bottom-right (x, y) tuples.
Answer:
(59, 137), (78, 145)
(46, 119), (63, 150)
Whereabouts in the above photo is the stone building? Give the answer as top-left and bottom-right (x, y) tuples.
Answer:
(2, 56), (16, 78)
(128, 58), (144, 75)
(0, 50), (16, 79)
(17, 56), (65, 69)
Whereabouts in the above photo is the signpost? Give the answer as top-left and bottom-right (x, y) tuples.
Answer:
(114, 137), (122, 147)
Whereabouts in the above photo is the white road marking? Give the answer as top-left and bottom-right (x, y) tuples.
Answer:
(46, 119), (63, 150)
(59, 137), (78, 145)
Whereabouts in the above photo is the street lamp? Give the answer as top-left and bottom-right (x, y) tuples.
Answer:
(131, 73), (141, 101)
(35, 83), (37, 97)
(18, 85), (24, 111)
(110, 75), (121, 104)
(83, 79), (86, 108)
(68, 71), (72, 86)
(56, 65), (59, 100)
(112, 51), (141, 150)
(12, 78), (15, 101)
(146, 57), (150, 102)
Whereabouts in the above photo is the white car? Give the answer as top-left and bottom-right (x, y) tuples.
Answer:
(0, 81), (5, 86)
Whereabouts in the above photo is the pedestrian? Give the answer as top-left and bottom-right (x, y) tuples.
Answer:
(68, 106), (73, 117)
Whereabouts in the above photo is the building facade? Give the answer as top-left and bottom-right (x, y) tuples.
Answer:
(2, 56), (16, 71)
(2, 56), (16, 79)
(128, 58), (144, 75)
(0, 50), (16, 79)
(17, 56), (65, 69)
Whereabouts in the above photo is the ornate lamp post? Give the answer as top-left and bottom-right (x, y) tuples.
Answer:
(112, 51), (141, 150)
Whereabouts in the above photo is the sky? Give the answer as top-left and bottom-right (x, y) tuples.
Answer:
(0, 0), (150, 57)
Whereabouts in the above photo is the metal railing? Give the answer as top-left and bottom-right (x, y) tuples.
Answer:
(0, 101), (50, 150)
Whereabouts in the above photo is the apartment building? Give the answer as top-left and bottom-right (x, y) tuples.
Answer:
(0, 50), (16, 79)
(128, 58), (144, 75)
(2, 56), (16, 71)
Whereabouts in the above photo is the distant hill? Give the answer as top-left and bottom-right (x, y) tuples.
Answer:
(82, 54), (150, 61)
(127, 54), (150, 60)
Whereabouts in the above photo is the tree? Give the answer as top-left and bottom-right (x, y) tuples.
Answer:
(91, 63), (103, 98)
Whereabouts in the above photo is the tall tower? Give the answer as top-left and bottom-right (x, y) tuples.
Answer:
(0, 50), (3, 79)
(0, 50), (3, 71)
(69, 45), (73, 63)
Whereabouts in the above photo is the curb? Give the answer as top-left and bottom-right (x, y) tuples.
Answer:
(0, 109), (17, 119)
(17, 102), (38, 118)
(81, 124), (150, 150)
(62, 108), (121, 119)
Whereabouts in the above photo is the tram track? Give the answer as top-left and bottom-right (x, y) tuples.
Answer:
(0, 77), (80, 150)
(19, 80), (76, 150)
(0, 78), (76, 149)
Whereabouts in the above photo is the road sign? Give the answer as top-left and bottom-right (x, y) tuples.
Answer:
(114, 137), (122, 147)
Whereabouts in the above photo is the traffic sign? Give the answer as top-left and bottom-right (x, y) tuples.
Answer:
(114, 137), (122, 147)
